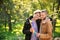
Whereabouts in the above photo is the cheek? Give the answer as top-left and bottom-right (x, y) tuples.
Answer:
(41, 15), (45, 19)
(41, 14), (46, 17)
(37, 15), (39, 17)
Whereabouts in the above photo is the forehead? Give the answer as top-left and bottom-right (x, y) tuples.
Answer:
(41, 12), (46, 15)
(41, 11), (46, 14)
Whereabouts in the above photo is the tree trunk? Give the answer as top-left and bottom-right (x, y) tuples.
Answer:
(8, 14), (12, 31)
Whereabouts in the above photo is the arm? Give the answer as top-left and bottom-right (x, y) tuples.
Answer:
(40, 19), (53, 39)
(22, 19), (32, 34)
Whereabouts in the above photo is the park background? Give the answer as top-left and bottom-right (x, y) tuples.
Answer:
(0, 0), (60, 40)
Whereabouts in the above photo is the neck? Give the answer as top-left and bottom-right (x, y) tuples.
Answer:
(42, 17), (46, 20)
(32, 17), (36, 21)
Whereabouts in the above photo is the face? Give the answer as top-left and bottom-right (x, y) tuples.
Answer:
(41, 12), (47, 20)
(33, 12), (40, 20)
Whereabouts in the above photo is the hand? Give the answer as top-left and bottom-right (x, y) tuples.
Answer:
(36, 33), (40, 38)
(30, 27), (34, 33)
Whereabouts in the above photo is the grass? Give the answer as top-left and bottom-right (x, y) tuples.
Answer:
(0, 19), (60, 40)
(53, 19), (60, 38)
(0, 22), (25, 40)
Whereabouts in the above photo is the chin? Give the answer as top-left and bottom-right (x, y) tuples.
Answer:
(36, 18), (38, 19)
(42, 18), (43, 20)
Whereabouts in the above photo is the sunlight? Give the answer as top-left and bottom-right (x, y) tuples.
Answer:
(55, 28), (60, 33)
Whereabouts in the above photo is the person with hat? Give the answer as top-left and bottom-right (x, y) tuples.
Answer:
(22, 10), (41, 40)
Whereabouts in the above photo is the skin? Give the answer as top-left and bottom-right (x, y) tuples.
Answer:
(33, 12), (41, 20)
(37, 12), (53, 40)
(40, 11), (47, 20)
(30, 12), (40, 33)
(37, 11), (47, 37)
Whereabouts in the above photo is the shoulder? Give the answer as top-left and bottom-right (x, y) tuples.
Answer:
(25, 16), (33, 24)
(49, 17), (52, 21)
(46, 18), (51, 23)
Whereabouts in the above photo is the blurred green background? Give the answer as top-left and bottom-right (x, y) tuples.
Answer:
(0, 0), (60, 40)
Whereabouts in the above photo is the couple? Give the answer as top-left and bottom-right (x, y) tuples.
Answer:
(22, 9), (53, 40)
